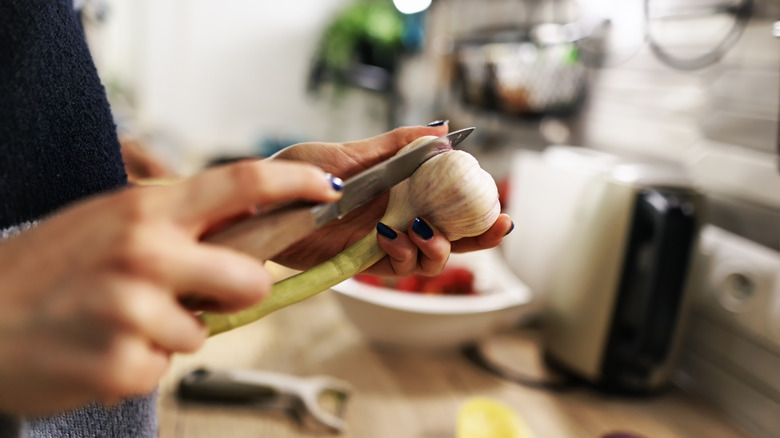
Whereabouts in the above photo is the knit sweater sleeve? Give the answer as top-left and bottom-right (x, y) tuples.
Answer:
(0, 0), (128, 229)
(0, 1), (157, 437)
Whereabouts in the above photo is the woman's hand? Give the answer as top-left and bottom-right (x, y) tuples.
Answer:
(271, 123), (513, 276)
(0, 160), (341, 415)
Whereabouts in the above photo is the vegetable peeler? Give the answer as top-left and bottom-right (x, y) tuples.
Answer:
(177, 367), (352, 433)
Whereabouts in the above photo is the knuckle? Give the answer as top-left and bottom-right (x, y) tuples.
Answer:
(228, 161), (267, 192)
(389, 126), (406, 139)
(115, 188), (156, 225)
(393, 261), (416, 278)
(112, 291), (153, 330)
(225, 278), (272, 313)
(422, 253), (449, 277)
(164, 310), (209, 353)
(301, 165), (326, 184)
(177, 327), (208, 353)
(248, 270), (273, 303)
(108, 229), (165, 279)
(99, 191), (166, 277)
(95, 341), (167, 400)
(396, 268), (415, 278)
(216, 254), (273, 310)
(90, 288), (133, 327)
(87, 288), (153, 337)
(386, 245), (418, 277)
(477, 231), (500, 249)
(421, 263), (445, 277)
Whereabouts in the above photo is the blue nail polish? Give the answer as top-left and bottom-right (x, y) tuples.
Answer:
(376, 222), (397, 240)
(327, 174), (343, 191)
(412, 217), (433, 240)
(426, 120), (448, 127)
(505, 221), (514, 236)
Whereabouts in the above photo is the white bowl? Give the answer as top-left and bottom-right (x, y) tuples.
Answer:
(330, 248), (538, 351)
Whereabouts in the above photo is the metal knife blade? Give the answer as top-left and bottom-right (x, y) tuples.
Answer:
(311, 127), (475, 228)
(204, 127), (475, 261)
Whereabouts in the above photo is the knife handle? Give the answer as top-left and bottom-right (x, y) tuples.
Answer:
(203, 204), (317, 262)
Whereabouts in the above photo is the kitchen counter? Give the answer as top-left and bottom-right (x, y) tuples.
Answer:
(157, 279), (754, 438)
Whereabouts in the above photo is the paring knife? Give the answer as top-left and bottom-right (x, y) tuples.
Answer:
(203, 127), (475, 261)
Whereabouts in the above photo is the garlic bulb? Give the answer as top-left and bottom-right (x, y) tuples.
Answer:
(381, 146), (500, 241)
(203, 135), (502, 335)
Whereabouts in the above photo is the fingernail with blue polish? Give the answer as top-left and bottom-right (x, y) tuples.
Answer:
(427, 120), (448, 127)
(412, 217), (434, 240)
(505, 221), (515, 236)
(376, 222), (397, 240)
(327, 174), (343, 192)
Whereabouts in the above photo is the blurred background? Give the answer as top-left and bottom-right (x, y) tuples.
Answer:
(81, 0), (441, 173)
(82, 0), (780, 226)
(81, 0), (779, 188)
(77, 0), (780, 437)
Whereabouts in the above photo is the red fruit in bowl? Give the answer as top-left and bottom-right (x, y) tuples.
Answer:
(356, 267), (477, 295)
(354, 274), (382, 287)
(397, 276), (423, 292)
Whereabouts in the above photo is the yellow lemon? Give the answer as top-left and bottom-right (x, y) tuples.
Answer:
(456, 397), (535, 438)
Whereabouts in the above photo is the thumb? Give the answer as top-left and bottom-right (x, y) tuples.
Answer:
(341, 122), (450, 165)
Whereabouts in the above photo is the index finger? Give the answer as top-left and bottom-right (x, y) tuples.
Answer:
(173, 160), (342, 232)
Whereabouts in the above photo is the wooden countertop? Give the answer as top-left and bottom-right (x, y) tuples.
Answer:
(157, 289), (754, 438)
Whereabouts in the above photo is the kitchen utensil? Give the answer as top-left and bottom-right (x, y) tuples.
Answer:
(645, 0), (753, 71)
(178, 367), (352, 433)
(203, 128), (475, 262)
(452, 26), (587, 117)
(573, 0), (646, 68)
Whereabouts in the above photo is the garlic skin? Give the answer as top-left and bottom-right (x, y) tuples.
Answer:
(381, 138), (501, 241)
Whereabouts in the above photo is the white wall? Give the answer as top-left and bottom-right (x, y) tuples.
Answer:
(92, 0), (358, 169)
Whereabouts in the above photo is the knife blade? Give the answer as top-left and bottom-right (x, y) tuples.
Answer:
(203, 127), (475, 262)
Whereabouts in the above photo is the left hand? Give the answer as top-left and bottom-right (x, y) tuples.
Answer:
(271, 123), (513, 277)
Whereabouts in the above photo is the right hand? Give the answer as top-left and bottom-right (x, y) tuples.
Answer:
(0, 159), (341, 415)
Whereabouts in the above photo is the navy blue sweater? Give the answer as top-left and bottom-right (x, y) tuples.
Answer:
(0, 1), (156, 437)
(0, 0), (127, 229)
